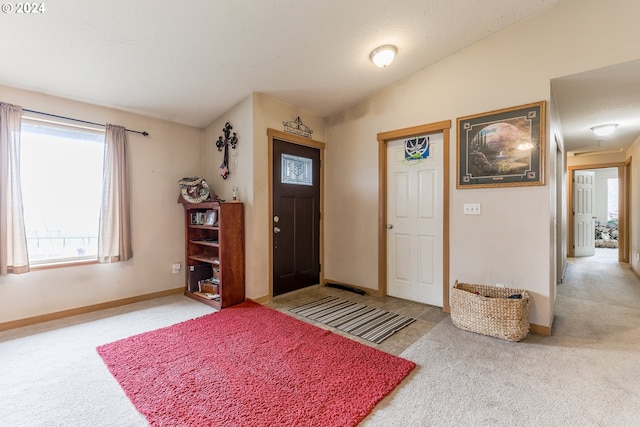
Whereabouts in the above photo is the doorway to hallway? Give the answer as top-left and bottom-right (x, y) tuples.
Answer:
(568, 163), (628, 263)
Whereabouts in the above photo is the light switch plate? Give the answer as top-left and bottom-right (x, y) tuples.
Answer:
(463, 203), (481, 215)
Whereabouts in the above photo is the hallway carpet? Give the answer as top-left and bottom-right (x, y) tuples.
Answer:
(361, 248), (640, 426)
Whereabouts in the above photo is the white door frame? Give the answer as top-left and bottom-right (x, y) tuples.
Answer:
(377, 121), (451, 311)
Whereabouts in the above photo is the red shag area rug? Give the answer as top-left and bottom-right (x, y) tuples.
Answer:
(97, 300), (415, 427)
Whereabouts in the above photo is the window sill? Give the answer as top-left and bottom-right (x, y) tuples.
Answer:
(30, 259), (98, 271)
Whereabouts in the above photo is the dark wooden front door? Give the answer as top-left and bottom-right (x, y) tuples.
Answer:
(272, 138), (320, 296)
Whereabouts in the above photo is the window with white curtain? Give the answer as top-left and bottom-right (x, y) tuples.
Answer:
(20, 120), (104, 264)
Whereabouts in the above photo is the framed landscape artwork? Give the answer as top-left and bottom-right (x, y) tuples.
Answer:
(457, 101), (545, 188)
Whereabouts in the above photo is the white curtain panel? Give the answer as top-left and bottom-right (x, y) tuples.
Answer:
(0, 102), (30, 274)
(98, 124), (132, 263)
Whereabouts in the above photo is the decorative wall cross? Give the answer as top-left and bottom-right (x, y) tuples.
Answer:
(216, 122), (238, 180)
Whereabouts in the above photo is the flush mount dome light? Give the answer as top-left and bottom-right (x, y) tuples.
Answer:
(370, 45), (397, 68)
(590, 124), (618, 136)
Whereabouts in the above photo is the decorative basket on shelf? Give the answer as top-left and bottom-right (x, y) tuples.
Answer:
(450, 281), (530, 342)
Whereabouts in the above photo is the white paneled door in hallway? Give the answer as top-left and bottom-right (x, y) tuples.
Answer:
(386, 133), (443, 306)
(573, 170), (596, 257)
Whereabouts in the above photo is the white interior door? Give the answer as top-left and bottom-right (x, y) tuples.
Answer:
(574, 170), (595, 257)
(387, 133), (443, 306)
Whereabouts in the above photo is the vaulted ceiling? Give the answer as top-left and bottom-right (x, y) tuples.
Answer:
(0, 0), (558, 127)
(3, 1), (638, 154)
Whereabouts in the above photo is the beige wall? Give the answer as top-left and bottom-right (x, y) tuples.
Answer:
(627, 136), (640, 276)
(325, 0), (640, 328)
(203, 95), (256, 297)
(204, 93), (326, 300)
(251, 94), (327, 300)
(4, 0), (640, 329)
(0, 85), (204, 323)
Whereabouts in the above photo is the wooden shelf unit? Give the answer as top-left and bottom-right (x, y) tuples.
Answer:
(182, 201), (245, 309)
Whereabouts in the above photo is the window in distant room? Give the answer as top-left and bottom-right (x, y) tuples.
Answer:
(607, 178), (618, 225)
(20, 120), (104, 264)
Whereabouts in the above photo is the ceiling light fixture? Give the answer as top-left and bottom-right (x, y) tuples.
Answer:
(590, 124), (618, 136)
(370, 45), (397, 68)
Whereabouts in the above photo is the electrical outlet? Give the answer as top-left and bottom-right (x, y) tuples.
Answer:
(172, 263), (181, 274)
(463, 203), (481, 215)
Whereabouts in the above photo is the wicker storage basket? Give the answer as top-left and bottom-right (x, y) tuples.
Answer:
(450, 281), (530, 342)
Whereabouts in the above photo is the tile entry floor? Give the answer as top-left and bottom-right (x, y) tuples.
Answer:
(263, 285), (449, 356)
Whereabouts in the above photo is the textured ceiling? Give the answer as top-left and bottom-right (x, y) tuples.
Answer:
(0, 0), (558, 128)
(552, 59), (640, 155)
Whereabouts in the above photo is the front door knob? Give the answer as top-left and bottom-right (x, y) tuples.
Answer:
(274, 226), (281, 234)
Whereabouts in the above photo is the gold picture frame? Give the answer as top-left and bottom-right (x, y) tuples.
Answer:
(457, 101), (545, 188)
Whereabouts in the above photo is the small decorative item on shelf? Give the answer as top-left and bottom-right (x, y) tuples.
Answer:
(178, 177), (210, 204)
(178, 176), (224, 204)
(204, 210), (217, 226)
(198, 279), (219, 295)
(190, 212), (205, 225)
(189, 212), (200, 225)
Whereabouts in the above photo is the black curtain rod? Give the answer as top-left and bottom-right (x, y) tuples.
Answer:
(23, 108), (150, 137)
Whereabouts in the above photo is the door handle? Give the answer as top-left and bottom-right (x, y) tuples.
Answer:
(274, 226), (281, 234)
(386, 224), (393, 230)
